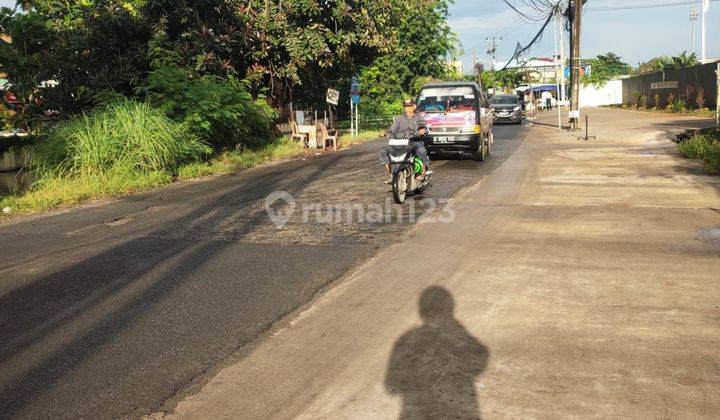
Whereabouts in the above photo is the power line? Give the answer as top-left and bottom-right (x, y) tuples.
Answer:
(586, 0), (719, 12)
(502, 0), (551, 22)
(498, 11), (556, 71)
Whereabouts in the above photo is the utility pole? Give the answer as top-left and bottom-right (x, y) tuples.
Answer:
(559, 11), (567, 103)
(690, 5), (699, 55)
(486, 37), (501, 71)
(570, 0), (582, 131)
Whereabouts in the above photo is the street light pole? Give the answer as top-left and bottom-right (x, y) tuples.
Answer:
(701, 0), (708, 63)
(559, 10), (567, 103)
(690, 5), (699, 55)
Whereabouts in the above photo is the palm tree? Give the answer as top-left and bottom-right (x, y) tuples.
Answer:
(670, 51), (698, 69)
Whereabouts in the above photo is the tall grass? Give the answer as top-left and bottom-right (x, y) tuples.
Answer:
(33, 100), (210, 179)
(0, 120), (379, 217)
(0, 100), (208, 214)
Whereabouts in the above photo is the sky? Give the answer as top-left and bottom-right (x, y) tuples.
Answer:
(449, 0), (720, 73)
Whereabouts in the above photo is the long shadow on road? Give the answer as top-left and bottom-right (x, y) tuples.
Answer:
(0, 153), (349, 418)
(386, 286), (489, 419)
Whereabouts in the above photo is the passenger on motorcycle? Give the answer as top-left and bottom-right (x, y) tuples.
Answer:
(379, 98), (430, 184)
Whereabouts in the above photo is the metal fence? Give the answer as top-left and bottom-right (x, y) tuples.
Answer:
(621, 62), (718, 109)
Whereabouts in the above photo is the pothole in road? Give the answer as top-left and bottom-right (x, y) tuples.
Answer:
(697, 226), (720, 246)
(105, 217), (132, 227)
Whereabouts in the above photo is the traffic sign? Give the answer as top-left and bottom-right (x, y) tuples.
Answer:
(326, 88), (339, 105)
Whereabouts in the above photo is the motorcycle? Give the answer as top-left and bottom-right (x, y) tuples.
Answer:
(387, 137), (432, 204)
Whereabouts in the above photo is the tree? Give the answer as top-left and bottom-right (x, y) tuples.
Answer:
(582, 52), (630, 86)
(0, 0), (458, 132)
(634, 51), (699, 75)
(480, 68), (524, 92)
(670, 51), (699, 69)
(0, 0), (150, 126)
(358, 0), (458, 123)
(144, 0), (417, 106)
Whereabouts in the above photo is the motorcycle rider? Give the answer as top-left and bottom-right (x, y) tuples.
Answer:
(379, 98), (430, 184)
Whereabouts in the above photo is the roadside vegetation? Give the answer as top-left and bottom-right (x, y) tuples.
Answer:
(0, 128), (380, 216)
(633, 51), (699, 75)
(678, 129), (720, 175)
(0, 0), (456, 217)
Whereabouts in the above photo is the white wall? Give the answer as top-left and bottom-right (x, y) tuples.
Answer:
(579, 80), (623, 107)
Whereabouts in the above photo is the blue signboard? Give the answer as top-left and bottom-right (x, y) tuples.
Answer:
(351, 77), (360, 105)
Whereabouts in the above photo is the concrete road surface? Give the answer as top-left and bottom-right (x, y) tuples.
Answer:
(165, 108), (720, 419)
(0, 124), (527, 418)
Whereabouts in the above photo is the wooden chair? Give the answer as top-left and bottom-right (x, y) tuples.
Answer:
(319, 123), (338, 151)
(290, 121), (308, 146)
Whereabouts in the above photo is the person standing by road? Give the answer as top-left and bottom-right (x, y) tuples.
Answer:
(542, 90), (553, 110)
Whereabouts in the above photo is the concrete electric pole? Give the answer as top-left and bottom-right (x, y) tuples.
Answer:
(486, 37), (501, 71)
(558, 10), (567, 103)
(570, 0), (582, 131)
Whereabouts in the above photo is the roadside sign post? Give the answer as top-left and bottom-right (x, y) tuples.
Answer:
(557, 96), (562, 131)
(326, 88), (339, 130)
(350, 77), (360, 137)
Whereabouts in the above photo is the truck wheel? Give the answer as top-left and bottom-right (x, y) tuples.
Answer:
(473, 136), (487, 161)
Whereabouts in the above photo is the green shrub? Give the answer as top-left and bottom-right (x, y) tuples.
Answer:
(671, 99), (686, 112)
(678, 130), (720, 174)
(678, 134), (713, 159)
(359, 97), (403, 129)
(32, 99), (210, 179)
(139, 57), (277, 150)
(704, 143), (720, 175)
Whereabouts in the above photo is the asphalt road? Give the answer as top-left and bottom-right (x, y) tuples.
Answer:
(0, 123), (527, 419)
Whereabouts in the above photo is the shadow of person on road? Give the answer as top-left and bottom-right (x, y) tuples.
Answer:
(385, 286), (489, 419)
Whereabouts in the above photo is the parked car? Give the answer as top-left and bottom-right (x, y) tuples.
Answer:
(417, 81), (494, 161)
(490, 94), (522, 124)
